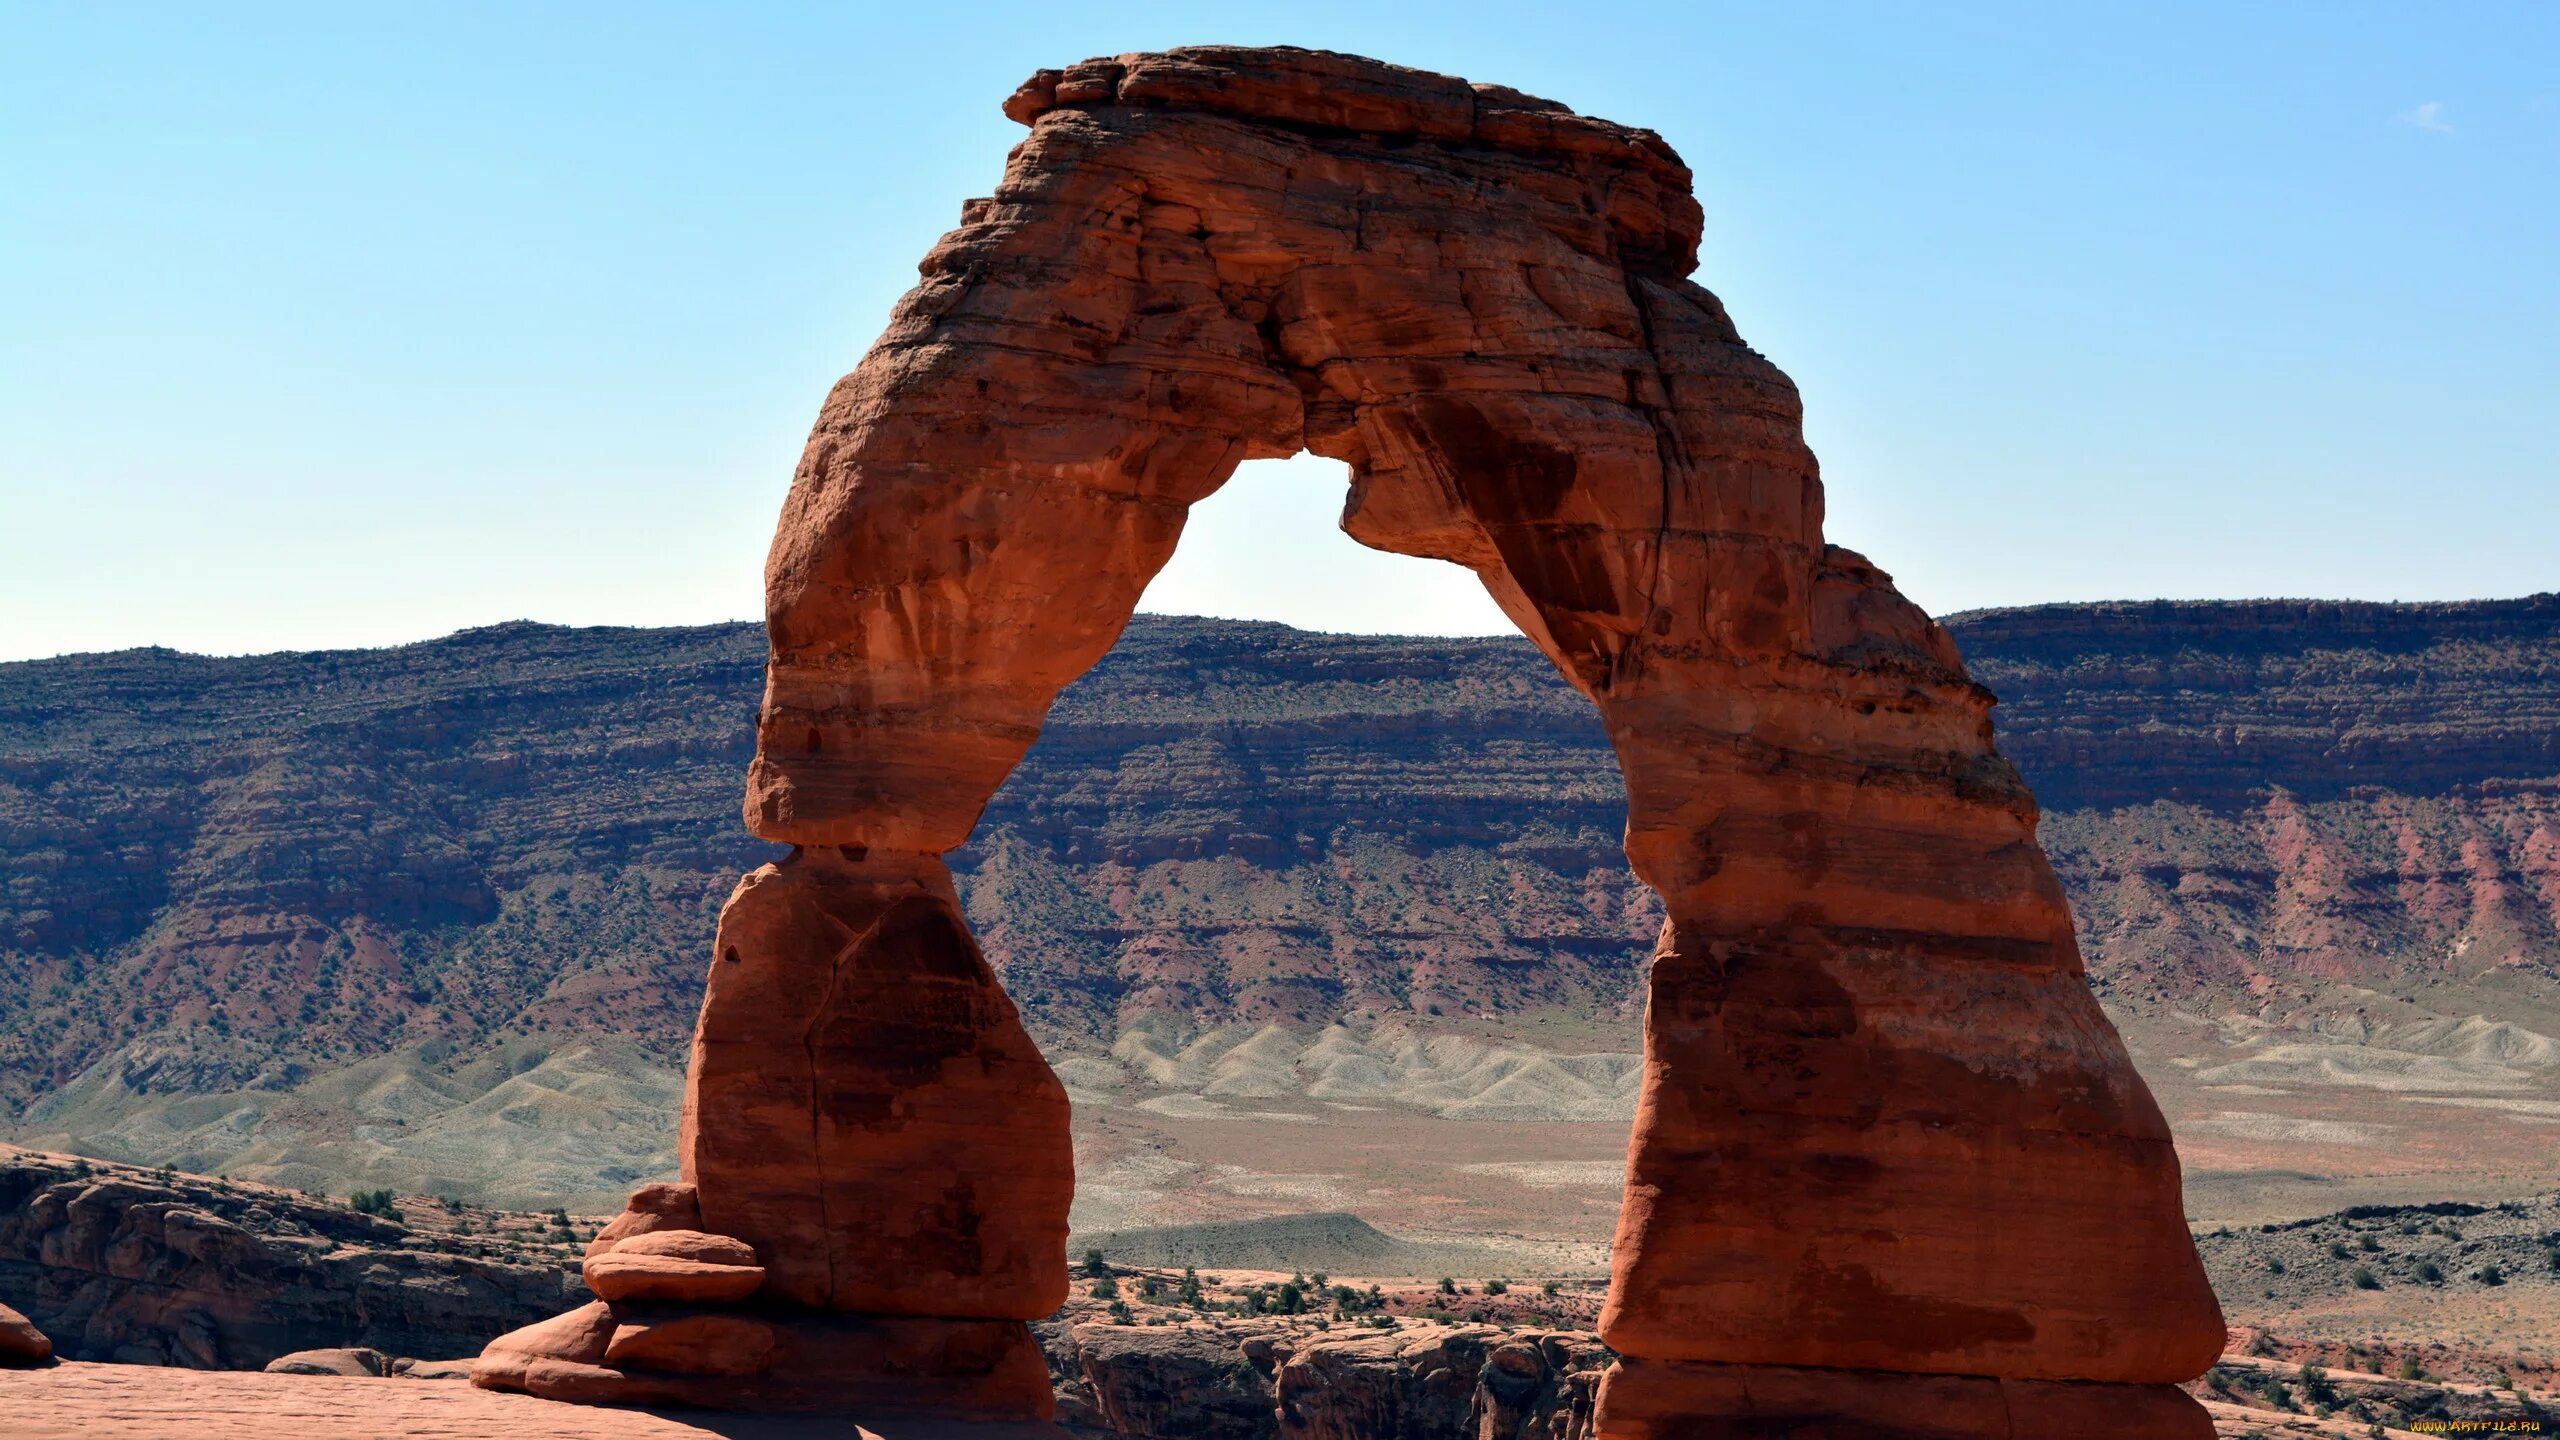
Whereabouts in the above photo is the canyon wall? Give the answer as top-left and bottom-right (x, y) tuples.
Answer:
(6, 598), (2558, 1163)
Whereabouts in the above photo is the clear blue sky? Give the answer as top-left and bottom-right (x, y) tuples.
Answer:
(4, 2), (2553, 660)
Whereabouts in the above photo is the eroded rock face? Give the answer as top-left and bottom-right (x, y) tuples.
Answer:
(1276, 1325), (1612, 1440)
(1046, 1317), (1609, 1440)
(489, 43), (2222, 1432)
(0, 1150), (581, 1371)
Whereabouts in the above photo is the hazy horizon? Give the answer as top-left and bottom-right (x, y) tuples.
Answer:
(7, 3), (2555, 663)
(15, 570), (2560, 667)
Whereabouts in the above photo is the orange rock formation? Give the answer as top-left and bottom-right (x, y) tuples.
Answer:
(481, 45), (2223, 1435)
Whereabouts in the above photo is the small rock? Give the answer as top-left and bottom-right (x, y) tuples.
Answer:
(264, 1346), (391, 1377)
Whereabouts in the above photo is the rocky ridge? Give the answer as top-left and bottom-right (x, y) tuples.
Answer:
(0, 1144), (586, 1369)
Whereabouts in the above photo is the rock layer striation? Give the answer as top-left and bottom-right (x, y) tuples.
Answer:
(484, 44), (2224, 1434)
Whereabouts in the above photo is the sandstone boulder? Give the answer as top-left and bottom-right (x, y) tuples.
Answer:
(586, 1228), (758, 1269)
(263, 1346), (390, 1377)
(578, 1229), (764, 1306)
(479, 1308), (1056, 1419)
(602, 1312), (777, 1377)
(581, 1253), (764, 1307)
(583, 1181), (702, 1259)
(1, 1301), (54, 1366)
(476, 1299), (615, 1381)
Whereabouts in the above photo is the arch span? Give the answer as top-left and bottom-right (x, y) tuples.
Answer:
(480, 47), (2222, 1436)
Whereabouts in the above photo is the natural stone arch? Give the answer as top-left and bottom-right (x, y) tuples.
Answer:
(482, 47), (2223, 1437)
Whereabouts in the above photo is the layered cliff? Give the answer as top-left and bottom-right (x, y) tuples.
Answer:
(3, 599), (2557, 1198)
(1957, 595), (2560, 809)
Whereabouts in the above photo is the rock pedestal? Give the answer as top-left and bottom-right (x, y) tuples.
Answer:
(681, 849), (1072, 1321)
(485, 45), (2222, 1434)
(476, 852), (1071, 1420)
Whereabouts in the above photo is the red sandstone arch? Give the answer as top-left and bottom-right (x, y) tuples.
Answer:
(481, 47), (2223, 1437)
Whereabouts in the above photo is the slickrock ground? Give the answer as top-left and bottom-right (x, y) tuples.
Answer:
(2, 1363), (1071, 1440)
